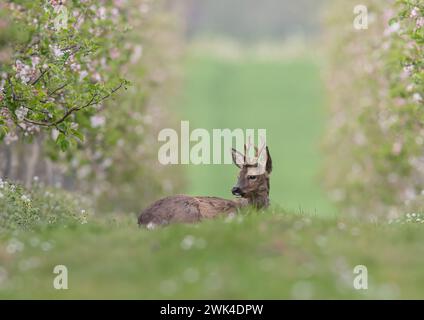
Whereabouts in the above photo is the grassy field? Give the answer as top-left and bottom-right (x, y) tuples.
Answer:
(178, 51), (335, 216)
(1, 50), (422, 299)
(0, 210), (423, 299)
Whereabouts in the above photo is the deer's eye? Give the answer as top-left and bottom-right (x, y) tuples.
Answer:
(248, 175), (257, 180)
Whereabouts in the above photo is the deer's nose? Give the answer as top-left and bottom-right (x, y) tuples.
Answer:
(232, 187), (242, 196)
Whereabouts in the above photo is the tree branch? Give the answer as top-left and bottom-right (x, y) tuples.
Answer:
(22, 81), (125, 128)
(7, 76), (17, 101)
(48, 82), (69, 97)
(31, 67), (49, 86)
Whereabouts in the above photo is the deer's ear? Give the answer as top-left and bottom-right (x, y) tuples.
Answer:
(231, 148), (244, 168)
(266, 146), (272, 173)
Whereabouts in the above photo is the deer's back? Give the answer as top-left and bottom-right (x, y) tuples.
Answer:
(138, 195), (245, 226)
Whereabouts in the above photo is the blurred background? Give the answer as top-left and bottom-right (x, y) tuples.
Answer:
(183, 0), (324, 41)
(178, 0), (333, 215)
(173, 0), (424, 220)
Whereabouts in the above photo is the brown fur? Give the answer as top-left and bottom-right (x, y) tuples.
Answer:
(234, 167), (270, 209)
(138, 146), (272, 227)
(138, 195), (247, 226)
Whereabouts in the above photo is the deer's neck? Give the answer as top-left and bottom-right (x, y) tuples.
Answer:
(248, 178), (270, 209)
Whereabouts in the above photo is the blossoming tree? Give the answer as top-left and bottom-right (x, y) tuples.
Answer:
(0, 0), (184, 211)
(324, 0), (423, 219)
(0, 0), (130, 150)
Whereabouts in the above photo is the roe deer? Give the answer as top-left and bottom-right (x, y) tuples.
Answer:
(138, 142), (272, 227)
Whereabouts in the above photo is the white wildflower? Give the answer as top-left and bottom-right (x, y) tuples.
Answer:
(183, 268), (200, 283)
(6, 238), (24, 254)
(181, 235), (195, 250)
(159, 279), (177, 296)
(21, 194), (31, 203)
(146, 222), (156, 230)
(224, 212), (236, 223)
(41, 242), (53, 251)
(412, 93), (422, 103)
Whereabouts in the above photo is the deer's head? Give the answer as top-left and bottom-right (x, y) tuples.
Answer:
(231, 142), (272, 209)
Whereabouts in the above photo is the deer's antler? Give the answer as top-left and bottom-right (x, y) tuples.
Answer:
(244, 136), (257, 165)
(257, 136), (266, 159)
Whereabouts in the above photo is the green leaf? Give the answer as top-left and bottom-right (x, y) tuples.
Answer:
(56, 132), (70, 151)
(71, 129), (84, 142)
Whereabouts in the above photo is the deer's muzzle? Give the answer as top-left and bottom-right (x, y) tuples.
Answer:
(232, 187), (244, 197)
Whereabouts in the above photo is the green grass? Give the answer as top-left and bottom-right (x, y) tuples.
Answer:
(1, 51), (422, 300)
(178, 52), (335, 215)
(0, 211), (423, 299)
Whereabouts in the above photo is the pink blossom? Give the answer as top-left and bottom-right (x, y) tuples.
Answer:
(113, 0), (126, 8)
(50, 0), (67, 7)
(92, 73), (102, 82)
(392, 141), (403, 155)
(394, 97), (406, 107)
(110, 48), (120, 59)
(50, 45), (64, 58)
(98, 7), (107, 20)
(70, 62), (81, 72)
(139, 3), (149, 14)
(410, 7), (419, 18)
(4, 132), (18, 145)
(79, 70), (88, 81)
(15, 106), (28, 121)
(384, 22), (400, 36)
(31, 56), (40, 67)
(90, 115), (106, 128)
(111, 8), (119, 18)
(403, 64), (414, 76)
(130, 45), (143, 64)
(14, 60), (35, 84)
